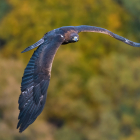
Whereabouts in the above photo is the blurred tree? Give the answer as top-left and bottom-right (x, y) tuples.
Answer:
(115, 0), (140, 37)
(0, 0), (140, 139)
(0, 0), (10, 51)
(0, 0), (10, 21)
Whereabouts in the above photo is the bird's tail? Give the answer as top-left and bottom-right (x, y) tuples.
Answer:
(21, 38), (44, 53)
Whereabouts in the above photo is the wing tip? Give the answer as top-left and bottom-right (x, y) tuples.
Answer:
(17, 120), (30, 133)
(17, 126), (25, 133)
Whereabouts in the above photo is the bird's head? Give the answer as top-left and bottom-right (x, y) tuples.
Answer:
(71, 34), (79, 42)
(62, 32), (79, 44)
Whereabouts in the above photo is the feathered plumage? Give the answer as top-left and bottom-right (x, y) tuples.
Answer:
(17, 25), (140, 132)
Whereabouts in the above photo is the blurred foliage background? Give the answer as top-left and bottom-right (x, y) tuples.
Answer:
(0, 0), (140, 139)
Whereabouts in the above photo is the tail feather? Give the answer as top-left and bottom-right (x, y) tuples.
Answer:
(21, 38), (44, 53)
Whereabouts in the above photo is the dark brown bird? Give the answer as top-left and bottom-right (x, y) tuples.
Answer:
(17, 25), (140, 132)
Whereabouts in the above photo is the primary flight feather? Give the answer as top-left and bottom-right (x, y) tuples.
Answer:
(17, 25), (140, 132)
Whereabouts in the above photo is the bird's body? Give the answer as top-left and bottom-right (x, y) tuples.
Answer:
(17, 25), (140, 132)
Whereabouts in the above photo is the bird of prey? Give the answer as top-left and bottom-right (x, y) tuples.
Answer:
(17, 25), (140, 132)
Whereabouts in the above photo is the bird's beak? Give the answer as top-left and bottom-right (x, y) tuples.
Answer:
(72, 36), (79, 41)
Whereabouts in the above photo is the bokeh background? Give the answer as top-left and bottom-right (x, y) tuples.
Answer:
(0, 0), (140, 139)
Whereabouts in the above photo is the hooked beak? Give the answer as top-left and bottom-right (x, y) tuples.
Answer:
(72, 36), (79, 42)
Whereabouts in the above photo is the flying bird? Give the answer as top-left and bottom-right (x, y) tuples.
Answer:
(17, 25), (140, 132)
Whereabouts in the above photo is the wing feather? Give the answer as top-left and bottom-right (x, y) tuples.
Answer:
(17, 34), (64, 132)
(75, 25), (140, 47)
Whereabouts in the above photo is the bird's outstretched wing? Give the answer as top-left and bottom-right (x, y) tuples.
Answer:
(17, 34), (64, 132)
(75, 25), (140, 47)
